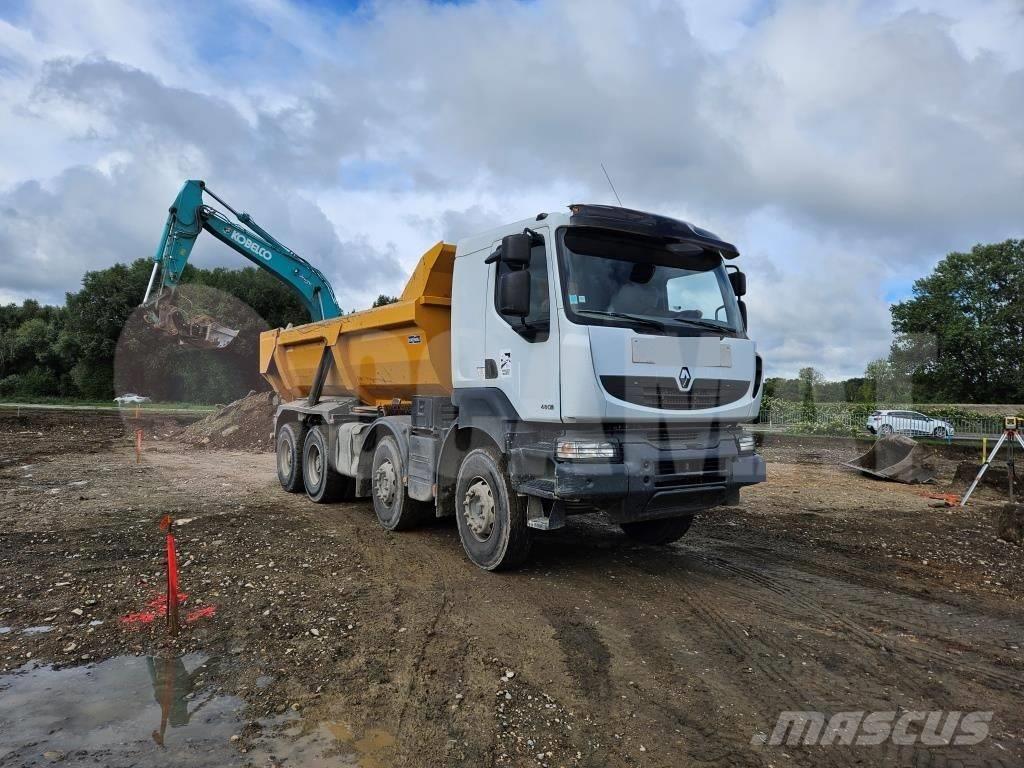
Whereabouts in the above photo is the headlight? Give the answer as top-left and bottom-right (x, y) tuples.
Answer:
(737, 434), (756, 454)
(555, 438), (620, 461)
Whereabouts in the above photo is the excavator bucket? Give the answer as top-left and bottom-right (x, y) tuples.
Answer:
(144, 299), (239, 350)
(842, 434), (937, 484)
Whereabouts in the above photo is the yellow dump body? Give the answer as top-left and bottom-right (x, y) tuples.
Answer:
(259, 242), (455, 405)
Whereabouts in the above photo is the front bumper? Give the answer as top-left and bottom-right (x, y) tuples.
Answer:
(510, 428), (766, 524)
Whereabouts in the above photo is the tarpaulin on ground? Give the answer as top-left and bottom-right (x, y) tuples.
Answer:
(842, 434), (937, 484)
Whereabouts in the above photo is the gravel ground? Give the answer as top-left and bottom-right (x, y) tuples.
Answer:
(1, 409), (1022, 767)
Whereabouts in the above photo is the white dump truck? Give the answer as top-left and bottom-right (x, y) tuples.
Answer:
(255, 204), (766, 570)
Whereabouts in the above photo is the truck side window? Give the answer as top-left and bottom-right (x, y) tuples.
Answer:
(495, 241), (550, 342)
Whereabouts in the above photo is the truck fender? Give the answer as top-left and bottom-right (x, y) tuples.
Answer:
(435, 425), (501, 518)
(355, 418), (411, 498)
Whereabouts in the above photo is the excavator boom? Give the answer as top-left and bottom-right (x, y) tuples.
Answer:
(143, 180), (341, 348)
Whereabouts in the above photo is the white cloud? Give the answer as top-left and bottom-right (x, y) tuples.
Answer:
(0, 0), (1021, 377)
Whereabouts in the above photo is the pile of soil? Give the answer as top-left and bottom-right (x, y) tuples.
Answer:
(995, 503), (1024, 545)
(179, 391), (277, 452)
(953, 460), (1022, 493)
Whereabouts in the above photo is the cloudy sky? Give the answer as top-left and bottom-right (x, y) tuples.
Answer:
(1, 0), (1021, 378)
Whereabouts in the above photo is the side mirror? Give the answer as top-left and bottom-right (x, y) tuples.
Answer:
(728, 270), (747, 297)
(738, 299), (748, 330)
(501, 233), (532, 266)
(499, 270), (531, 316)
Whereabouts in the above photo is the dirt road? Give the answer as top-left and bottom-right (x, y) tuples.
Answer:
(1, 410), (1022, 767)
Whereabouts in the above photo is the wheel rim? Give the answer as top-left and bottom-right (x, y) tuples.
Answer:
(936, 428), (946, 437)
(277, 440), (293, 478)
(307, 443), (322, 488)
(463, 476), (495, 542)
(375, 458), (397, 507)
(881, 425), (892, 435)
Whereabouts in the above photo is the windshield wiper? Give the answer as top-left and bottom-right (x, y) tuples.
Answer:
(574, 309), (666, 332)
(668, 316), (732, 334)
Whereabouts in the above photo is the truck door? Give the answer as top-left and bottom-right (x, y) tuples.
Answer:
(485, 227), (560, 422)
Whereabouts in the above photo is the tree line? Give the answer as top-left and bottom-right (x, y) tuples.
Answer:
(0, 259), (309, 403)
(2, 239), (1020, 405)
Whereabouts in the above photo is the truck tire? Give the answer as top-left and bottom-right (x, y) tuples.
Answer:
(371, 435), (428, 530)
(276, 422), (307, 493)
(621, 515), (694, 545)
(303, 425), (352, 503)
(454, 447), (531, 571)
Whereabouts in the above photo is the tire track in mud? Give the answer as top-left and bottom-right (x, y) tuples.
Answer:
(606, 542), (1010, 768)
(660, 574), (865, 768)
(688, 547), (1024, 693)
(545, 613), (613, 701)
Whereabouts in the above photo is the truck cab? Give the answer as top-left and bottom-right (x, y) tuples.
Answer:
(265, 204), (765, 571)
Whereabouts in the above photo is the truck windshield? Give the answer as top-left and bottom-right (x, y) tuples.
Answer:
(557, 228), (742, 336)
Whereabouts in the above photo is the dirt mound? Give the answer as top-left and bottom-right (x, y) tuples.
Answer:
(179, 391), (277, 451)
(995, 503), (1024, 545)
(954, 460), (1022, 493)
(842, 434), (937, 483)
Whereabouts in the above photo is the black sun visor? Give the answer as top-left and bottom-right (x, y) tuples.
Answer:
(568, 203), (740, 259)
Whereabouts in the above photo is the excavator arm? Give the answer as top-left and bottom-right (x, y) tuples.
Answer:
(143, 179), (341, 348)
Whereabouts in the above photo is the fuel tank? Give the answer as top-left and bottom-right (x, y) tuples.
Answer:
(259, 242), (455, 405)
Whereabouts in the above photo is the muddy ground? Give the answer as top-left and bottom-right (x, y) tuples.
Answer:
(1, 409), (1022, 768)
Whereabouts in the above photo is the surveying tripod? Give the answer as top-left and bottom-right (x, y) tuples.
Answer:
(961, 416), (1024, 506)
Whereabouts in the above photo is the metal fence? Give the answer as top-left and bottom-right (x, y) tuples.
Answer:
(757, 402), (1009, 437)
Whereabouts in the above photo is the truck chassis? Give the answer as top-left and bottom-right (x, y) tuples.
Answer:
(273, 391), (764, 571)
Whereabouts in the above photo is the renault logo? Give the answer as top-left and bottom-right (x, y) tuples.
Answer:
(678, 366), (693, 391)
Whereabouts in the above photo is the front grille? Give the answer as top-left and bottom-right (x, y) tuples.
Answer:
(601, 376), (749, 410)
(654, 457), (727, 488)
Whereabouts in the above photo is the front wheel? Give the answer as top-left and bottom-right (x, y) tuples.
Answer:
(879, 424), (894, 436)
(454, 447), (531, 571)
(621, 515), (695, 545)
(933, 426), (947, 438)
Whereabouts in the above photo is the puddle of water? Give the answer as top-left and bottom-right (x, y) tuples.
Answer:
(245, 720), (397, 768)
(21, 625), (55, 635)
(0, 654), (246, 767)
(0, 627), (11, 635)
(0, 655), (398, 767)
(324, 721), (396, 768)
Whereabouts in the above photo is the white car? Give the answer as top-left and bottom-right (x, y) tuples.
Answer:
(866, 410), (954, 438)
(114, 393), (151, 405)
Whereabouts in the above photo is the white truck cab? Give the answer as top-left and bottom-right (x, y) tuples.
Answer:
(445, 204), (765, 559)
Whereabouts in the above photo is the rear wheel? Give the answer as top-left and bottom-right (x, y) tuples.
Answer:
(276, 422), (307, 492)
(303, 425), (352, 503)
(454, 447), (531, 571)
(621, 515), (694, 545)
(371, 435), (428, 530)
(933, 426), (947, 438)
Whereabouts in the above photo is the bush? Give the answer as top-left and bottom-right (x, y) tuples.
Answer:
(785, 420), (861, 438)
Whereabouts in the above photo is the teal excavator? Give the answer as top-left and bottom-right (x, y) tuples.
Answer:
(143, 180), (341, 348)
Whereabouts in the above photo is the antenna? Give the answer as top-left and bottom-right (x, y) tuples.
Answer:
(600, 163), (623, 207)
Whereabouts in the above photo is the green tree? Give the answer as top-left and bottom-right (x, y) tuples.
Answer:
(890, 239), (1024, 403)
(798, 366), (822, 421)
(372, 294), (399, 307)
